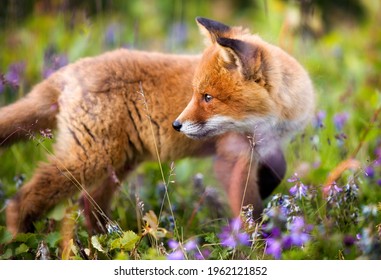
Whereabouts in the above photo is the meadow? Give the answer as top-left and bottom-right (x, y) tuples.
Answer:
(0, 0), (380, 260)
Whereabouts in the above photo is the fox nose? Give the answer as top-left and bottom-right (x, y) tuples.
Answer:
(172, 120), (182, 131)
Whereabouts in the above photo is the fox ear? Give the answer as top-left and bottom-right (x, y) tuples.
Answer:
(196, 17), (231, 44)
(216, 37), (266, 82)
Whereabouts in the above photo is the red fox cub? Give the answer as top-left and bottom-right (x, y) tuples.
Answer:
(1, 17), (313, 236)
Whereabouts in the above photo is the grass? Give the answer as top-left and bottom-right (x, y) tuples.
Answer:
(0, 0), (381, 260)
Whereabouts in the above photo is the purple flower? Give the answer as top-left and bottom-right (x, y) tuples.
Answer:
(184, 239), (197, 251)
(288, 217), (311, 247)
(364, 166), (375, 178)
(195, 249), (211, 260)
(167, 239), (198, 260)
(219, 218), (251, 248)
(265, 239), (282, 259)
(343, 235), (356, 247)
(104, 23), (120, 47)
(167, 249), (184, 260)
(313, 110), (326, 128)
(333, 112), (349, 131)
(4, 62), (25, 87)
(42, 51), (68, 79)
(323, 182), (342, 197)
(0, 78), (4, 93)
(343, 183), (359, 203)
(287, 173), (300, 183)
(375, 147), (381, 161)
(288, 173), (308, 199)
(264, 217), (312, 259)
(265, 227), (283, 259)
(289, 183), (308, 199)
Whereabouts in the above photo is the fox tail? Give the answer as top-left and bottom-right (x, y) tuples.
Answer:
(0, 79), (60, 146)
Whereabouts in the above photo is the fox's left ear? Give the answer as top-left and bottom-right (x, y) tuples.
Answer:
(217, 37), (267, 83)
(196, 17), (231, 44)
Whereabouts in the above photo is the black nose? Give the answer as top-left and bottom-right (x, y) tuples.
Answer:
(172, 120), (182, 131)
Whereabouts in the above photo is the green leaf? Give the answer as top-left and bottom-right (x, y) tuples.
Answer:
(110, 238), (121, 251)
(114, 252), (130, 260)
(15, 243), (29, 255)
(46, 201), (68, 221)
(13, 233), (35, 243)
(0, 226), (13, 244)
(204, 232), (219, 244)
(46, 232), (62, 248)
(91, 235), (105, 253)
(0, 248), (13, 260)
(110, 231), (140, 251)
(120, 231), (140, 251)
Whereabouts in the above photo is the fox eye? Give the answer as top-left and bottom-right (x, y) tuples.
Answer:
(203, 93), (213, 103)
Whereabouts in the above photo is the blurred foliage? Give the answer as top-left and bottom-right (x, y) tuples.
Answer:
(0, 0), (381, 259)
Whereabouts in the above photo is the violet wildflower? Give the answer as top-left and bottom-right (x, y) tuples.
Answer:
(263, 205), (288, 224)
(333, 112), (349, 131)
(40, 128), (54, 139)
(343, 183), (359, 203)
(375, 147), (381, 164)
(0, 77), (4, 93)
(313, 110), (326, 128)
(4, 62), (25, 88)
(219, 218), (251, 248)
(364, 166), (375, 178)
(265, 227), (283, 259)
(343, 235), (356, 247)
(288, 173), (308, 199)
(287, 173), (300, 183)
(323, 182), (342, 201)
(264, 194), (301, 222)
(167, 239), (198, 260)
(287, 216), (311, 247)
(42, 49), (68, 79)
(167, 248), (184, 260)
(195, 249), (211, 260)
(264, 216), (312, 259)
(104, 23), (120, 47)
(289, 182), (308, 199)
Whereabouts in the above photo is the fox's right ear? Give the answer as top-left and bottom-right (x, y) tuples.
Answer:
(216, 37), (268, 82)
(196, 17), (231, 44)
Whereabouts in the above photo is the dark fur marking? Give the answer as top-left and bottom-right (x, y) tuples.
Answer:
(258, 149), (287, 199)
(196, 17), (231, 35)
(82, 122), (96, 141)
(68, 127), (87, 157)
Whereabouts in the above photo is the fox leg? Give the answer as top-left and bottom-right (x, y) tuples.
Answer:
(257, 145), (286, 199)
(82, 165), (133, 234)
(5, 154), (109, 236)
(214, 133), (287, 220)
(214, 133), (263, 219)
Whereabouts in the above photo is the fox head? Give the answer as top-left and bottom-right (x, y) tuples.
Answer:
(173, 17), (284, 139)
